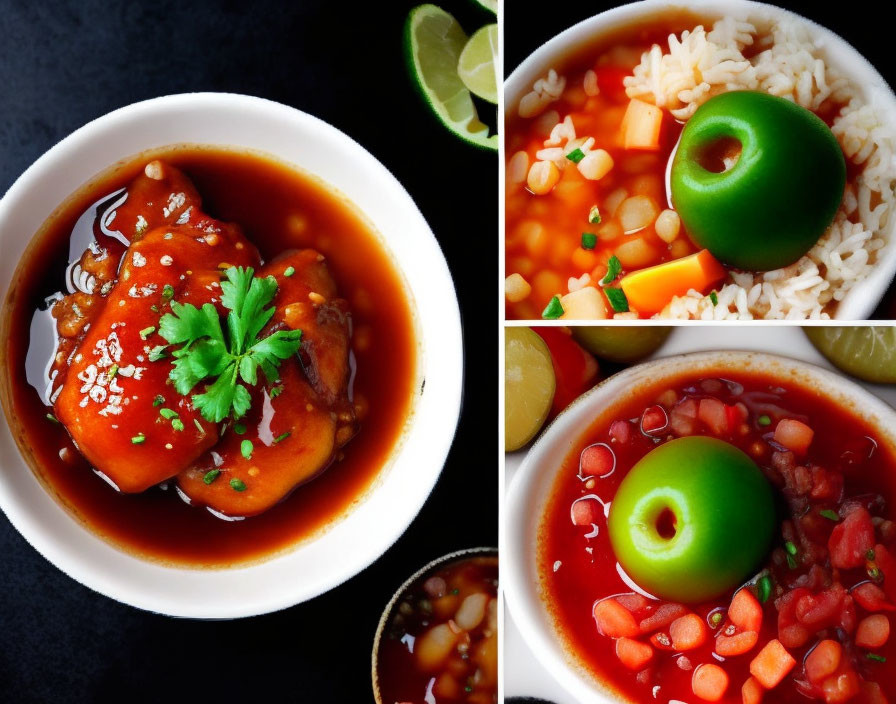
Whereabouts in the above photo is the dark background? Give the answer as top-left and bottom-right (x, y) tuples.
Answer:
(506, 0), (896, 319)
(0, 1), (497, 702)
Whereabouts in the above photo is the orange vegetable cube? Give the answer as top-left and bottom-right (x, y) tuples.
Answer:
(594, 598), (640, 638)
(804, 640), (842, 684)
(750, 639), (796, 689)
(742, 676), (764, 704)
(856, 614), (890, 649)
(692, 663), (729, 702)
(773, 419), (814, 455)
(619, 249), (726, 316)
(622, 99), (663, 151)
(670, 614), (708, 651)
(716, 630), (759, 657)
(616, 637), (654, 670)
(730, 588), (764, 633)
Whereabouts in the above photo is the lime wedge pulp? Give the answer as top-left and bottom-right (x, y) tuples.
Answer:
(471, 0), (497, 13)
(505, 327), (556, 451)
(404, 5), (498, 150)
(458, 24), (498, 104)
(804, 326), (896, 383)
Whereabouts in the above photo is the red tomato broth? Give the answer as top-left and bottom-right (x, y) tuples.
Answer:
(376, 556), (499, 704)
(0, 145), (418, 566)
(539, 370), (896, 703)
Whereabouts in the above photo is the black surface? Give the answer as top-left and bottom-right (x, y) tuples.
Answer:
(0, 1), (497, 702)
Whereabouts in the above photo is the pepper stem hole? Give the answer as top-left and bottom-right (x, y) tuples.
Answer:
(696, 136), (742, 173)
(655, 507), (678, 540)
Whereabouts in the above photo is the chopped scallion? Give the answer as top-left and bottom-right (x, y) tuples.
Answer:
(565, 148), (585, 164)
(820, 509), (840, 521)
(269, 386), (284, 399)
(709, 291), (719, 306)
(867, 653), (886, 663)
(605, 287), (629, 313)
(203, 469), (220, 485)
(757, 575), (773, 603)
(131, 433), (146, 444)
(230, 478), (247, 492)
(758, 414), (771, 427)
(601, 255), (622, 285)
(709, 611), (723, 627)
(150, 304), (160, 313)
(588, 206), (602, 224)
(139, 326), (156, 340)
(867, 549), (877, 561)
(153, 395), (165, 407)
(171, 419), (185, 432)
(234, 423), (247, 435)
(581, 232), (597, 250)
(784, 541), (798, 556)
(284, 266), (295, 277)
(159, 408), (179, 420)
(107, 364), (119, 380)
(542, 296), (564, 320)
(46, 413), (60, 424)
(786, 554), (798, 570)
(869, 566), (882, 580)
(274, 431), (291, 443)
(162, 284), (175, 301)
(148, 345), (168, 362)
(241, 439), (253, 460)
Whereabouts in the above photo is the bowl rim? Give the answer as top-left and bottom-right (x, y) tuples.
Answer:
(0, 92), (464, 618)
(503, 348), (896, 703)
(504, 0), (896, 321)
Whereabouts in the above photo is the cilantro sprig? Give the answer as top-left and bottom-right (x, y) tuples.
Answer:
(157, 267), (302, 423)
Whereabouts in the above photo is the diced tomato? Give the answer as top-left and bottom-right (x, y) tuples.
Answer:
(808, 466), (844, 502)
(804, 640), (842, 685)
(594, 598), (640, 638)
(774, 419), (814, 454)
(875, 544), (896, 603)
(820, 669), (861, 704)
(750, 639), (796, 689)
(715, 630), (759, 657)
(640, 405), (668, 435)
(580, 443), (615, 478)
(852, 582), (896, 612)
(730, 588), (763, 633)
(670, 398), (698, 436)
(609, 419), (632, 444)
(699, 397), (729, 435)
(649, 631), (675, 651)
(856, 614), (890, 648)
(742, 676), (764, 704)
(669, 614), (707, 651)
(692, 663), (729, 702)
(571, 498), (601, 526)
(534, 328), (599, 417)
(594, 65), (630, 103)
(829, 506), (875, 569)
(616, 637), (654, 670)
(726, 402), (748, 431)
(795, 585), (847, 629)
(776, 588), (812, 649)
(639, 603), (689, 633)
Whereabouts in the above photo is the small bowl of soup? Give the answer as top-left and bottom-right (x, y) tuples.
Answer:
(372, 547), (499, 704)
(504, 0), (896, 321)
(0, 93), (463, 617)
(505, 350), (896, 703)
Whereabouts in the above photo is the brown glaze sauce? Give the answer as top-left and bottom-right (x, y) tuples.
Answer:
(0, 145), (418, 567)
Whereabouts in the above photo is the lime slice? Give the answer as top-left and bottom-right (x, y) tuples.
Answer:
(804, 327), (896, 383)
(458, 24), (498, 104)
(505, 327), (556, 451)
(572, 326), (672, 363)
(404, 5), (498, 151)
(470, 0), (497, 14)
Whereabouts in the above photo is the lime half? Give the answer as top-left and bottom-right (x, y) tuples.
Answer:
(470, 0), (497, 14)
(404, 5), (498, 151)
(505, 327), (556, 451)
(458, 24), (498, 104)
(805, 327), (896, 383)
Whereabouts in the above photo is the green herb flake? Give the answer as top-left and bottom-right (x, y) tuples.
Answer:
(131, 433), (146, 445)
(159, 408), (179, 420)
(152, 395), (165, 407)
(820, 509), (840, 522)
(758, 414), (771, 427)
(269, 386), (284, 399)
(786, 554), (798, 570)
(284, 266), (295, 277)
(869, 567), (882, 580)
(241, 439), (253, 460)
(148, 345), (168, 362)
(274, 431), (291, 444)
(203, 469), (221, 485)
(542, 295), (564, 320)
(784, 541), (798, 556)
(464, 686), (473, 694)
(565, 148), (586, 164)
(106, 364), (119, 380)
(867, 653), (887, 663)
(867, 549), (877, 561)
(709, 291), (719, 306)
(171, 419), (185, 432)
(588, 206), (602, 225)
(193, 418), (205, 435)
(230, 478), (247, 492)
(161, 284), (175, 301)
(605, 287), (629, 313)
(451, 588), (460, 596)
(234, 423), (247, 435)
(709, 611), (724, 627)
(46, 413), (60, 424)
(581, 232), (597, 250)
(757, 575), (773, 604)
(601, 255), (622, 285)
(150, 305), (160, 313)
(139, 326), (156, 340)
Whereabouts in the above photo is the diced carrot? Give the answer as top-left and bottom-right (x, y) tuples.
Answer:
(692, 663), (729, 702)
(716, 630), (759, 657)
(852, 582), (896, 612)
(615, 637), (654, 670)
(742, 676), (764, 704)
(730, 588), (764, 633)
(639, 603), (689, 633)
(698, 398), (729, 436)
(619, 250), (726, 316)
(855, 614), (890, 649)
(621, 99), (663, 151)
(670, 614), (708, 651)
(821, 670), (861, 704)
(804, 640), (842, 684)
(750, 639), (797, 689)
(773, 419), (814, 454)
(594, 598), (640, 638)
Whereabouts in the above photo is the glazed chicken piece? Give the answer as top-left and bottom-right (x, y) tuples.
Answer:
(53, 162), (260, 492)
(177, 249), (357, 517)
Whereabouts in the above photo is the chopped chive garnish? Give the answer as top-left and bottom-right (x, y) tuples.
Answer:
(566, 148), (586, 164)
(820, 509), (840, 521)
(203, 469), (220, 485)
(451, 588), (459, 595)
(867, 653), (887, 663)
(867, 549), (877, 561)
(588, 206), (602, 224)
(465, 686), (473, 693)
(601, 255), (622, 285)
(786, 554), (798, 570)
(150, 304), (160, 313)
(153, 395), (165, 407)
(284, 266), (295, 277)
(46, 413), (60, 424)
(107, 364), (119, 380)
(139, 326), (156, 340)
(234, 423), (247, 435)
(131, 433), (146, 444)
(605, 287), (629, 313)
(758, 414), (771, 427)
(542, 295), (564, 320)
(159, 408), (179, 420)
(269, 386), (284, 399)
(274, 431), (291, 443)
(171, 419), (185, 432)
(709, 291), (719, 306)
(581, 232), (597, 250)
(230, 478), (247, 492)
(869, 567), (882, 580)
(241, 439), (253, 460)
(193, 418), (205, 435)
(757, 575), (773, 603)
(709, 611), (723, 627)
(784, 541), (798, 556)
(148, 345), (168, 362)
(161, 284), (174, 301)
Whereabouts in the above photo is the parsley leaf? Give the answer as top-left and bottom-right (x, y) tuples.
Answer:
(157, 266), (303, 423)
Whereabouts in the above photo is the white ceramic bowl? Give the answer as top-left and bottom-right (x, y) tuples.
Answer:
(0, 93), (464, 618)
(504, 350), (896, 704)
(505, 0), (896, 320)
